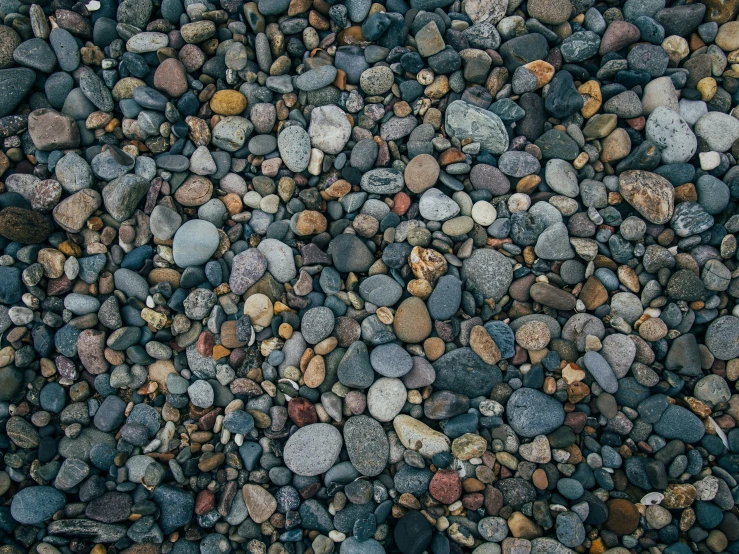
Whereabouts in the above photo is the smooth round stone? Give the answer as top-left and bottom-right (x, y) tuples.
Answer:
(94, 395), (127, 432)
(296, 65), (338, 91)
(694, 111), (739, 151)
(427, 275), (462, 321)
(338, 341), (375, 389)
(419, 188), (460, 221)
(341, 538), (385, 554)
(461, 248), (513, 300)
(308, 105), (352, 155)
(343, 415), (390, 476)
(248, 134), (277, 156)
(40, 382), (66, 413)
(278, 125), (311, 172)
(10, 486), (67, 524)
(283, 423), (343, 476)
(360, 66), (395, 95)
(705, 315), (739, 360)
(506, 388), (566, 437)
(545, 159), (579, 197)
(188, 380), (214, 408)
(229, 248), (268, 295)
(583, 351), (618, 394)
(695, 175), (730, 216)
(150, 205), (182, 241)
(370, 343), (413, 377)
(361, 168), (405, 195)
(653, 405), (705, 442)
(222, 410), (255, 435)
(557, 511), (586, 547)
(645, 106), (697, 163)
(257, 238), (297, 283)
(172, 219), (219, 268)
(301, 307), (335, 345)
(358, 274), (403, 306)
(367, 377), (407, 422)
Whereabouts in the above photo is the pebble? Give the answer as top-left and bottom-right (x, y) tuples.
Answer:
(507, 388), (566, 437)
(172, 219), (219, 268)
(283, 424), (343, 476)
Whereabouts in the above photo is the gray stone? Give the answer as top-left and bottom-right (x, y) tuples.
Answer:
(343, 415), (389, 476)
(172, 219), (220, 267)
(102, 175), (148, 222)
(507, 388), (565, 437)
(257, 238), (297, 283)
(283, 423), (343, 476)
(445, 100), (509, 154)
(461, 248), (513, 300)
(278, 125), (311, 172)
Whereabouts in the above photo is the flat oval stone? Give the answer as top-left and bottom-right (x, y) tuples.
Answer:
(283, 423), (343, 476)
(172, 219), (220, 267)
(344, 415), (390, 476)
(10, 486), (67, 524)
(507, 388), (566, 437)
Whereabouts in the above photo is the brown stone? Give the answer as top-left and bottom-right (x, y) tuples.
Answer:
(604, 499), (640, 536)
(394, 296), (432, 344)
(242, 485), (276, 524)
(28, 109), (80, 151)
(523, 60), (555, 88)
(579, 80), (602, 118)
(704, 0), (739, 23)
(148, 360), (176, 393)
(601, 128), (631, 163)
(0, 207), (52, 244)
(618, 170), (675, 225)
(579, 276), (608, 309)
(404, 153), (440, 194)
(470, 325), (502, 364)
(716, 21), (739, 51)
(77, 329), (109, 375)
(515, 321), (551, 351)
(529, 282), (577, 310)
(429, 469), (462, 504)
(303, 355), (325, 388)
(53, 189), (102, 233)
(527, 0), (572, 24)
(294, 210), (327, 236)
(195, 490), (216, 515)
(662, 483), (697, 509)
(508, 511), (543, 539)
(438, 148), (466, 166)
(198, 452), (225, 472)
(409, 246), (447, 281)
(532, 468), (548, 489)
(675, 183), (698, 203)
(220, 320), (246, 349)
(154, 58), (188, 97)
(210, 90), (248, 115)
(599, 20), (641, 55)
(175, 175), (214, 207)
(287, 397), (317, 427)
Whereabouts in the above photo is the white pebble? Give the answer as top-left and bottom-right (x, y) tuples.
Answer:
(471, 201), (497, 226)
(699, 151), (721, 170)
(507, 193), (530, 213)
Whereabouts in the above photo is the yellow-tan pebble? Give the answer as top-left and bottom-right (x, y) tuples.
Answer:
(210, 90), (247, 115)
(578, 80), (602, 118)
(243, 293), (273, 328)
(697, 77), (718, 101)
(303, 355), (325, 388)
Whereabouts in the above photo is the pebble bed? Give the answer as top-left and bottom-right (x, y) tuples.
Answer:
(1, 0), (739, 554)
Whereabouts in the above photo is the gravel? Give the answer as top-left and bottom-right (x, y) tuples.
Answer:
(1, 2), (739, 554)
